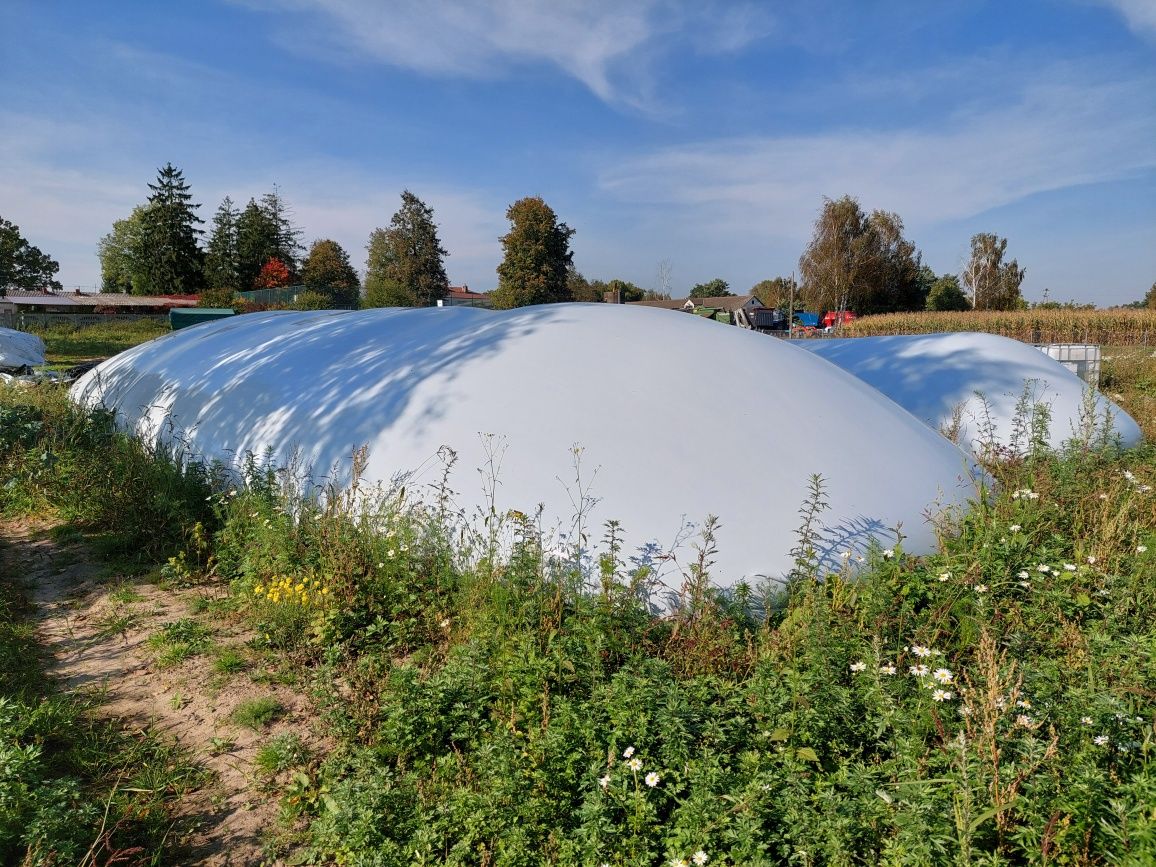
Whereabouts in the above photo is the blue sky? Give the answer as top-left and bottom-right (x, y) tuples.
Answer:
(2, 0), (1154, 305)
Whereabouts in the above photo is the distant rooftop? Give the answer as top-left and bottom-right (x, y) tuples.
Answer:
(2, 290), (198, 309)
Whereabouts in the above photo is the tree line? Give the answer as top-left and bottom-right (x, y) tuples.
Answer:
(92, 166), (1033, 314)
(90, 164), (582, 311)
(3, 165), (1151, 312)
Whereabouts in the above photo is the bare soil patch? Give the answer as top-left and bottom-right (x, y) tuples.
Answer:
(1, 518), (321, 866)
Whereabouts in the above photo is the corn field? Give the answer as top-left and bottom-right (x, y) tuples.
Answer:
(842, 309), (1156, 345)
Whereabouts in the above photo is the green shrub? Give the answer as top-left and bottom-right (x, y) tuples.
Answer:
(232, 697), (284, 730)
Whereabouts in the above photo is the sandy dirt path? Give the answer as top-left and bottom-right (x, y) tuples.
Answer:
(1, 519), (320, 866)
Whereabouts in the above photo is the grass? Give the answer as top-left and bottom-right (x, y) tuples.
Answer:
(146, 618), (212, 667)
(106, 582), (145, 604)
(254, 733), (310, 777)
(91, 610), (139, 641)
(231, 696), (284, 730)
(212, 645), (248, 675)
(30, 318), (170, 367)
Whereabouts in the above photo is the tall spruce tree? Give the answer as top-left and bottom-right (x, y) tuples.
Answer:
(136, 163), (204, 295)
(235, 189), (303, 291)
(491, 196), (574, 309)
(203, 197), (241, 291)
(235, 199), (279, 291)
(364, 191), (449, 307)
(260, 187), (303, 275)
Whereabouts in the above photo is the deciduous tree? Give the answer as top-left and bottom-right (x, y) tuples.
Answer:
(0, 216), (61, 295)
(798, 197), (925, 315)
(363, 191), (449, 308)
(866, 210), (924, 311)
(962, 233), (1026, 311)
(491, 197), (574, 309)
(751, 277), (797, 309)
(254, 258), (291, 289)
(691, 278), (732, 298)
(567, 267), (605, 302)
(924, 274), (970, 311)
(98, 207), (150, 293)
(302, 239), (360, 308)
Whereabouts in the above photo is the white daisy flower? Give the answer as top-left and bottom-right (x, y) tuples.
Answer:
(933, 668), (954, 684)
(1094, 735), (1109, 746)
(627, 757), (643, 772)
(910, 664), (930, 677)
(849, 661), (867, 672)
(931, 689), (953, 702)
(623, 746), (635, 759)
(645, 771), (661, 787)
(693, 851), (709, 865)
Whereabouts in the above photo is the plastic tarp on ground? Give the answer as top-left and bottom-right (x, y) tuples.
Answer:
(798, 333), (1142, 457)
(0, 327), (46, 369)
(71, 305), (981, 594)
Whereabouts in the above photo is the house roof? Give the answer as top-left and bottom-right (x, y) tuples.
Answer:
(690, 294), (762, 312)
(628, 298), (688, 310)
(447, 285), (490, 300)
(4, 291), (198, 309)
(4, 293), (84, 306)
(626, 294), (764, 312)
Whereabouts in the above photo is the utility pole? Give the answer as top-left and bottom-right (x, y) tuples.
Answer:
(787, 272), (795, 340)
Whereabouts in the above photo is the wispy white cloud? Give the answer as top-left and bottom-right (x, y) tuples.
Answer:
(1093, 0), (1156, 37)
(243, 0), (772, 109)
(598, 70), (1156, 241)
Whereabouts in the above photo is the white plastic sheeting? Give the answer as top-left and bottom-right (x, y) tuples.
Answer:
(798, 333), (1142, 457)
(71, 305), (981, 593)
(0, 327), (46, 368)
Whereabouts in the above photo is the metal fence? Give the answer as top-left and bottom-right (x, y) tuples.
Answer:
(237, 285), (358, 309)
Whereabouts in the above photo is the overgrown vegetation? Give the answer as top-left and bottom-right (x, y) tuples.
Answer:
(2, 349), (1155, 864)
(29, 318), (170, 367)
